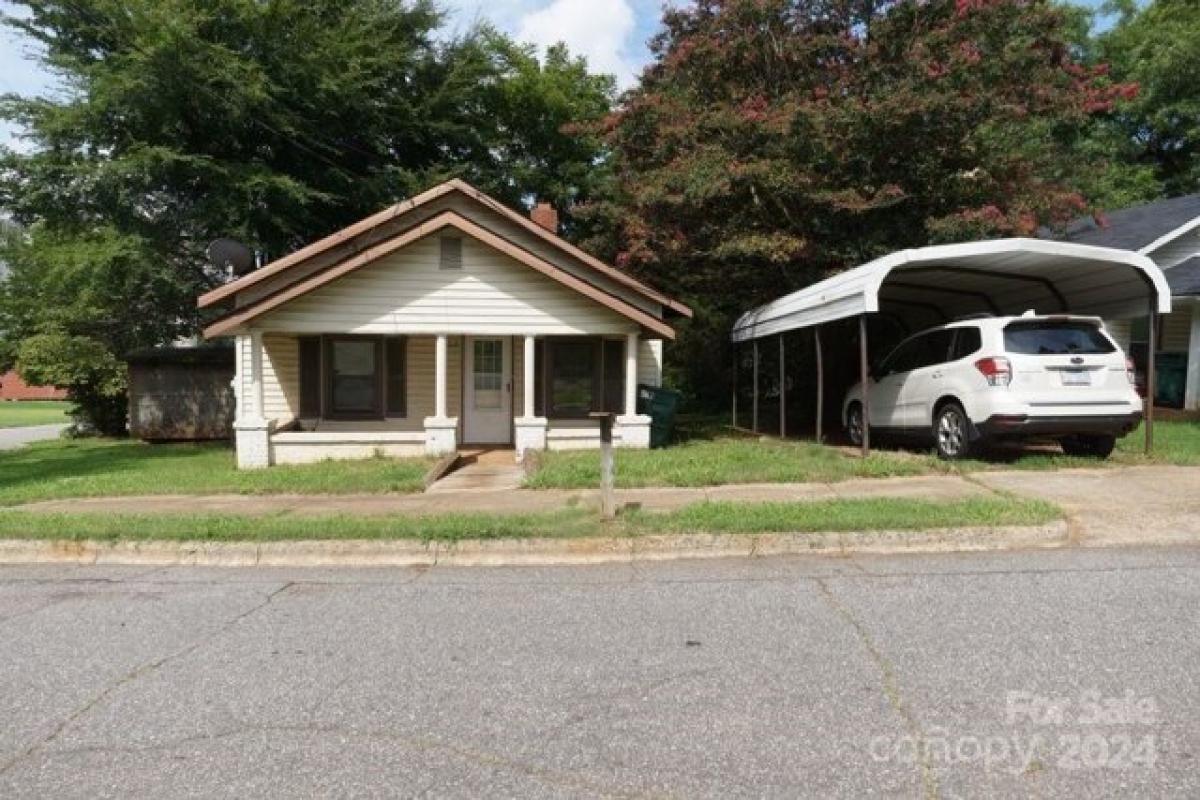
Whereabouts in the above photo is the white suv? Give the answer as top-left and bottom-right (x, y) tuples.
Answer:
(842, 314), (1143, 459)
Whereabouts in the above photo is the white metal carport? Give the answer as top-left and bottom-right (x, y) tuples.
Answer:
(731, 238), (1173, 454)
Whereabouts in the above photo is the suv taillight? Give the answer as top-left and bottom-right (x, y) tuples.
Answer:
(975, 356), (1012, 387)
(1126, 357), (1136, 386)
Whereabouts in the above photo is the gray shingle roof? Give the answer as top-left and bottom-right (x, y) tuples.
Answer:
(1166, 256), (1200, 297)
(1052, 194), (1200, 252)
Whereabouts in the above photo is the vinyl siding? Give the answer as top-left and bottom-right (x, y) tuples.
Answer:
(1103, 315), (1191, 353)
(1161, 309), (1192, 352)
(638, 339), (664, 388)
(256, 235), (639, 336)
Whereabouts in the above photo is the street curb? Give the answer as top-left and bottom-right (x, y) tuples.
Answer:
(0, 521), (1068, 567)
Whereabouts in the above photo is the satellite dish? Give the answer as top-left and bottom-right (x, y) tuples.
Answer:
(206, 238), (256, 276)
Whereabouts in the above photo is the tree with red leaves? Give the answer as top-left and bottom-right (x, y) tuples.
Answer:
(577, 0), (1134, 405)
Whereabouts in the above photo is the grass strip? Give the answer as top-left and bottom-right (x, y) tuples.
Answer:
(0, 400), (71, 428)
(0, 497), (1061, 543)
(0, 439), (435, 506)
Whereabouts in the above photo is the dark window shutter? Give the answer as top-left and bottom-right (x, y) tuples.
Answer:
(299, 336), (321, 417)
(385, 337), (407, 416)
(603, 339), (624, 412)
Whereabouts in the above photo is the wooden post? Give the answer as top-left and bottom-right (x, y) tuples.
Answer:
(731, 344), (738, 429)
(778, 334), (786, 438)
(752, 339), (759, 433)
(814, 325), (824, 443)
(1145, 306), (1157, 455)
(593, 413), (616, 519)
(859, 315), (870, 456)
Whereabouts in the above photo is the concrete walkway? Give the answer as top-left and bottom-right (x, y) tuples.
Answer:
(426, 449), (524, 494)
(0, 424), (67, 451)
(973, 465), (1200, 547)
(11, 473), (992, 517)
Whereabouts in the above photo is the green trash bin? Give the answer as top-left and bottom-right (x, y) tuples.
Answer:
(636, 384), (681, 448)
(1155, 352), (1187, 409)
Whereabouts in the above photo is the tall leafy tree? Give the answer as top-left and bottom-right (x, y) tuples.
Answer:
(580, 0), (1135, 406)
(1092, 0), (1200, 197)
(0, 1), (612, 432)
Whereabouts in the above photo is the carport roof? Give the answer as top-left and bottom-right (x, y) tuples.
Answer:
(731, 238), (1172, 343)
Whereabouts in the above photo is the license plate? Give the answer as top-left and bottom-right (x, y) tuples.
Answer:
(1061, 369), (1091, 386)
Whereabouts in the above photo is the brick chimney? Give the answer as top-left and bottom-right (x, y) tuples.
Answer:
(530, 202), (559, 234)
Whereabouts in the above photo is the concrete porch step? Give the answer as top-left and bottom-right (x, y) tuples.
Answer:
(426, 448), (524, 493)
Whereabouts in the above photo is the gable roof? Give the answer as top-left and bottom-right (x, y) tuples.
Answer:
(1052, 194), (1200, 252)
(198, 179), (691, 323)
(202, 209), (678, 339)
(1166, 256), (1200, 297)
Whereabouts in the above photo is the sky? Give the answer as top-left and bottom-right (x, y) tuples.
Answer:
(0, 0), (1119, 150)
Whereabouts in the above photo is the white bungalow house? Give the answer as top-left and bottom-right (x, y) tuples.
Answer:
(198, 180), (691, 468)
(1053, 193), (1200, 409)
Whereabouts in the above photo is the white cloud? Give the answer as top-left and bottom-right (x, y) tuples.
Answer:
(516, 0), (639, 87)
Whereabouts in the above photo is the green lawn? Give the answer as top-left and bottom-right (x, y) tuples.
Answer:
(0, 438), (435, 506)
(0, 400), (71, 428)
(951, 421), (1200, 471)
(525, 435), (936, 489)
(527, 420), (1200, 489)
(0, 497), (1061, 542)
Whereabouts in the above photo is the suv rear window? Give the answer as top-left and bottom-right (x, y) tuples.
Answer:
(1003, 321), (1115, 355)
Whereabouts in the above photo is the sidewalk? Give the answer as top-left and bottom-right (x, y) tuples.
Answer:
(9, 465), (1200, 551)
(972, 465), (1200, 548)
(0, 423), (67, 451)
(10, 473), (992, 517)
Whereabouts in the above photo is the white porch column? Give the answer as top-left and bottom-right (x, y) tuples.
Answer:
(1186, 302), (1200, 410)
(435, 333), (448, 419)
(249, 330), (265, 420)
(424, 333), (458, 455)
(234, 330), (272, 469)
(523, 334), (536, 418)
(616, 331), (651, 448)
(514, 334), (547, 459)
(624, 331), (638, 417)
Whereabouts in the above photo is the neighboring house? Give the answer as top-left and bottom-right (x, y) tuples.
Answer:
(0, 370), (68, 401)
(1053, 194), (1200, 409)
(199, 179), (691, 468)
(0, 242), (68, 402)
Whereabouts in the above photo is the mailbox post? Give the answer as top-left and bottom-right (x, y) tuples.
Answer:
(590, 412), (616, 519)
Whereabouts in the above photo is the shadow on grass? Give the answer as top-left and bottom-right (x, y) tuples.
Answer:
(0, 438), (232, 503)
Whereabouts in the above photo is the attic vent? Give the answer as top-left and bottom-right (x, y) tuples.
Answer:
(439, 236), (462, 270)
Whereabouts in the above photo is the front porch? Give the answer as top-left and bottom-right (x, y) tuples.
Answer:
(233, 331), (654, 468)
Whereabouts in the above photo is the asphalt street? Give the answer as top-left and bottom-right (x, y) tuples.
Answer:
(1, 546), (1197, 798)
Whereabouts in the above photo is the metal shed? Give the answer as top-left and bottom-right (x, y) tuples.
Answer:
(731, 238), (1173, 453)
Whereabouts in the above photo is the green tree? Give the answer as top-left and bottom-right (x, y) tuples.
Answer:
(1093, 0), (1200, 196)
(0, 1), (612, 433)
(581, 0), (1135, 407)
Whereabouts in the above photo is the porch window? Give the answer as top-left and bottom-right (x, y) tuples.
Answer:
(536, 337), (627, 419)
(297, 335), (406, 419)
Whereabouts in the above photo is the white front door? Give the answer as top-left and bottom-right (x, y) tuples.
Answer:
(464, 336), (512, 444)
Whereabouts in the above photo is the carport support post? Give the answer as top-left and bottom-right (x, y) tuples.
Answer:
(778, 334), (786, 438)
(1146, 307), (1157, 455)
(814, 326), (824, 443)
(752, 339), (759, 433)
(731, 345), (738, 429)
(859, 315), (870, 456)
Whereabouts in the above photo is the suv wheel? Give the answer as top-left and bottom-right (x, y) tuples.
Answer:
(846, 402), (864, 447)
(1060, 434), (1116, 459)
(933, 402), (972, 460)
